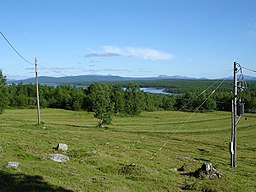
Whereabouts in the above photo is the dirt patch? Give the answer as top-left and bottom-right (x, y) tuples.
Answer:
(118, 163), (147, 175)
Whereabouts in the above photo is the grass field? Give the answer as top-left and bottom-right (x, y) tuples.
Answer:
(0, 109), (255, 191)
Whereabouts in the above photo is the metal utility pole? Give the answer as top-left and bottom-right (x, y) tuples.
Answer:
(35, 58), (41, 125)
(230, 62), (238, 167)
(230, 61), (245, 167)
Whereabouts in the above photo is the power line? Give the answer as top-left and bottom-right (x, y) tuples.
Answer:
(1, 31), (70, 77)
(242, 66), (256, 73)
(122, 78), (224, 153)
(0, 31), (34, 65)
(149, 77), (228, 160)
(37, 64), (69, 77)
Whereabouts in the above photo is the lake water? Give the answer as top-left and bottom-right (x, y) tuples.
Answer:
(140, 88), (171, 95)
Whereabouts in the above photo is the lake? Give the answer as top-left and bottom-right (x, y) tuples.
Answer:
(140, 88), (171, 95)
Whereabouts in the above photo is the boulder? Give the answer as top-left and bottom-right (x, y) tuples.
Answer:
(56, 143), (68, 151)
(6, 162), (19, 168)
(192, 163), (222, 179)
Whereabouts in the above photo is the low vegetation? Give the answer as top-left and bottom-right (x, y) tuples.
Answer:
(0, 109), (255, 191)
(1, 70), (256, 191)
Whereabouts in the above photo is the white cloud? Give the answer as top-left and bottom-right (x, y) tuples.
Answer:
(86, 46), (173, 61)
(102, 46), (123, 55)
(126, 47), (172, 60)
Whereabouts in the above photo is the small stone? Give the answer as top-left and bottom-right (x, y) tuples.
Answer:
(44, 154), (69, 162)
(130, 162), (137, 166)
(88, 148), (97, 154)
(183, 156), (190, 160)
(6, 162), (19, 168)
(57, 143), (68, 151)
(169, 168), (178, 172)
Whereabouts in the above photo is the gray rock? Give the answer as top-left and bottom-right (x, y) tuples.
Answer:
(44, 154), (69, 162)
(88, 148), (97, 154)
(6, 162), (19, 168)
(56, 143), (68, 151)
(169, 168), (178, 172)
(183, 156), (190, 160)
(192, 163), (222, 179)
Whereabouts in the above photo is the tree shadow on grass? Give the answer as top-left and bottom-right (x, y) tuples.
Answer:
(0, 170), (73, 192)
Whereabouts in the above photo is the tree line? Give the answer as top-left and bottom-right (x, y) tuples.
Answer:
(1, 70), (255, 126)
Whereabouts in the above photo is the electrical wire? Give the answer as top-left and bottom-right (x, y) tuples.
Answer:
(242, 66), (256, 73)
(149, 77), (228, 160)
(122, 79), (223, 152)
(37, 64), (69, 77)
(1, 31), (70, 77)
(0, 31), (34, 65)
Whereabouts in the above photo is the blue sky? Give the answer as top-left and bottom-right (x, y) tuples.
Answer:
(1, 0), (256, 79)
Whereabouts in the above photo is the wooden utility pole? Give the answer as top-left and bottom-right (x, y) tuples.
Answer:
(35, 58), (41, 125)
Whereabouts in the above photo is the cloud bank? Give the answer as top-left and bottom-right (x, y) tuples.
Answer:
(85, 46), (173, 60)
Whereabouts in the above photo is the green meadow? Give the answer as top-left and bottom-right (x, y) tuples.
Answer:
(0, 109), (255, 191)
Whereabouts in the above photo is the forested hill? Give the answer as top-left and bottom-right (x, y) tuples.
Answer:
(8, 75), (128, 85)
(8, 74), (256, 86)
(7, 75), (201, 85)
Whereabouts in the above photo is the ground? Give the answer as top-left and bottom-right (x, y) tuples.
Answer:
(0, 109), (255, 191)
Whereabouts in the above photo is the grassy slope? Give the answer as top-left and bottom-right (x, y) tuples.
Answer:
(0, 109), (255, 191)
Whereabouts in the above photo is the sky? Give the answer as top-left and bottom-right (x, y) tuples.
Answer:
(0, 0), (256, 79)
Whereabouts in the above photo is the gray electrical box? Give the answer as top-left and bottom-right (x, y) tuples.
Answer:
(238, 102), (245, 116)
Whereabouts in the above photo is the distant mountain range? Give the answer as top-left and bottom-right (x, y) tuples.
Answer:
(7, 74), (256, 85)
(226, 75), (256, 81)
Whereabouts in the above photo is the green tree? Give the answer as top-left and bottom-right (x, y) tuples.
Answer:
(52, 85), (72, 109)
(161, 95), (176, 111)
(87, 83), (114, 127)
(174, 92), (194, 111)
(9, 82), (29, 108)
(69, 87), (84, 111)
(214, 92), (232, 111)
(125, 82), (143, 115)
(0, 70), (9, 113)
(143, 93), (156, 111)
(111, 85), (125, 115)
